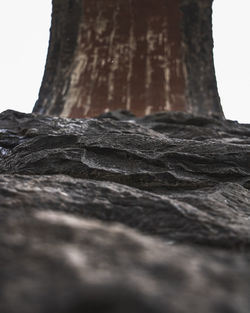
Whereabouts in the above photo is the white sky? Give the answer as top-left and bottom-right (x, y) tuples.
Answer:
(0, 1), (249, 123)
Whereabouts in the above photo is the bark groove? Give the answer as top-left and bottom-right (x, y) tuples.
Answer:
(33, 0), (223, 118)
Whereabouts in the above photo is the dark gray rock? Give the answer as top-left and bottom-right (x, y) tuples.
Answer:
(1, 210), (250, 313)
(1, 110), (250, 193)
(0, 174), (250, 249)
(1, 109), (250, 312)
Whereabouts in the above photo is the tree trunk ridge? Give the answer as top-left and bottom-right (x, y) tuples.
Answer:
(33, 0), (224, 118)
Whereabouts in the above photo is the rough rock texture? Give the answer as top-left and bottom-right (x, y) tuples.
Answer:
(1, 109), (250, 312)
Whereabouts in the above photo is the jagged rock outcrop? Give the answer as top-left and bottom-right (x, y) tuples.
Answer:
(1, 109), (250, 313)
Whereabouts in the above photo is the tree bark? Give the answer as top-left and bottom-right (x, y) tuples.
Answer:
(33, 0), (224, 118)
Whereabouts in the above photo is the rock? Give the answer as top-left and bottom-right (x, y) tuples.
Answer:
(136, 111), (250, 141)
(1, 110), (250, 193)
(1, 210), (250, 313)
(1, 109), (250, 312)
(0, 174), (250, 249)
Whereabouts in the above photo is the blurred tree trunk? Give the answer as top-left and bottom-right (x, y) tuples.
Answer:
(33, 0), (224, 118)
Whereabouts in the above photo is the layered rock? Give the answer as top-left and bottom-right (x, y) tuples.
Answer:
(1, 109), (250, 313)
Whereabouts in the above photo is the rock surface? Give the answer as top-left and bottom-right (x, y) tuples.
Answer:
(1, 109), (250, 312)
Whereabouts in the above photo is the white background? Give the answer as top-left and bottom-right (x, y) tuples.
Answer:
(0, 1), (51, 114)
(213, 0), (250, 123)
(0, 1), (249, 123)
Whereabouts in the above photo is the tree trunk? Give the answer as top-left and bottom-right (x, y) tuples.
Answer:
(33, 0), (224, 119)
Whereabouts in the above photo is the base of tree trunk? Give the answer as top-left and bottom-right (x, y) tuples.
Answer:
(33, 0), (224, 119)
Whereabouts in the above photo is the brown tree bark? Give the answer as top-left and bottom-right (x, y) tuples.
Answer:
(33, 0), (224, 119)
